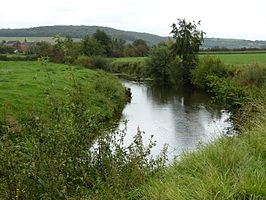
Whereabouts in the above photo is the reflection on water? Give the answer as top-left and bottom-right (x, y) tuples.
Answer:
(118, 80), (233, 161)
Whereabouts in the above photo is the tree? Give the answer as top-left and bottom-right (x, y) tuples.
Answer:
(81, 35), (105, 56)
(147, 45), (175, 84)
(93, 29), (112, 56)
(111, 38), (126, 57)
(132, 39), (148, 47)
(132, 39), (150, 56)
(171, 19), (205, 84)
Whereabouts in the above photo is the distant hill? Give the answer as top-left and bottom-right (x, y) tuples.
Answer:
(0, 25), (165, 46)
(202, 38), (266, 49)
(1, 25), (266, 49)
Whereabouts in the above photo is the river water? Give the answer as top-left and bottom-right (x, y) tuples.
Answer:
(118, 79), (233, 161)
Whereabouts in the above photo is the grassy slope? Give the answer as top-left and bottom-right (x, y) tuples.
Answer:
(0, 61), (125, 121)
(133, 116), (266, 199)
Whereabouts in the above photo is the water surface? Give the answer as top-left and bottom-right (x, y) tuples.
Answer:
(119, 80), (233, 161)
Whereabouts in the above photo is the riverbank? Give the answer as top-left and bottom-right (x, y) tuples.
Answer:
(104, 56), (266, 199)
(0, 61), (126, 125)
(0, 61), (131, 199)
(112, 56), (266, 199)
(132, 109), (266, 199)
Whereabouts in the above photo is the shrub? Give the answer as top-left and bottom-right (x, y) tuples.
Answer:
(75, 55), (92, 68)
(75, 56), (110, 70)
(147, 45), (175, 84)
(235, 63), (266, 87)
(89, 56), (110, 71)
(192, 56), (229, 89)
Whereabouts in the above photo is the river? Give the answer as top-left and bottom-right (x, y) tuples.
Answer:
(118, 79), (233, 161)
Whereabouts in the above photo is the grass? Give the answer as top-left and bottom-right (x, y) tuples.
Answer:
(201, 53), (266, 65)
(110, 53), (266, 70)
(133, 116), (266, 199)
(0, 61), (166, 199)
(110, 57), (148, 63)
(0, 61), (125, 122)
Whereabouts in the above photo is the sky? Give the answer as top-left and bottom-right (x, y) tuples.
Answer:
(0, 0), (266, 40)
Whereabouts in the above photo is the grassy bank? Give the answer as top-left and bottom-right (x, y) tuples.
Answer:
(132, 112), (266, 199)
(0, 61), (126, 123)
(0, 61), (168, 199)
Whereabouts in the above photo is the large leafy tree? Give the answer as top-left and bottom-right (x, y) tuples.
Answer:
(81, 35), (105, 56)
(93, 29), (112, 56)
(171, 19), (205, 84)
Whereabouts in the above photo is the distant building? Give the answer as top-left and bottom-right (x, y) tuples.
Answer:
(3, 41), (33, 52)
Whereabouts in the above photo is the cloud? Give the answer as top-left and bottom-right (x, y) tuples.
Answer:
(1, 0), (266, 40)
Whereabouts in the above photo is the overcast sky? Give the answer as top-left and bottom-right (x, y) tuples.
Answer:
(0, 0), (266, 40)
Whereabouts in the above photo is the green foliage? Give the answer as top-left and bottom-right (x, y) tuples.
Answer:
(192, 56), (230, 89)
(146, 44), (187, 85)
(134, 114), (266, 199)
(146, 45), (175, 84)
(171, 19), (205, 84)
(110, 58), (149, 79)
(235, 63), (266, 87)
(30, 41), (53, 57)
(52, 35), (79, 64)
(0, 45), (15, 54)
(111, 38), (126, 57)
(88, 56), (110, 70)
(81, 35), (105, 57)
(75, 56), (110, 70)
(124, 39), (150, 57)
(0, 66), (167, 198)
(0, 54), (38, 61)
(93, 29), (112, 56)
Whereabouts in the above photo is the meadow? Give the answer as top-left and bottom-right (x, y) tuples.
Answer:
(202, 53), (266, 65)
(111, 52), (266, 66)
(0, 61), (125, 123)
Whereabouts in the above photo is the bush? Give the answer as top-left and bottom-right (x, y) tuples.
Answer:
(89, 56), (109, 70)
(147, 45), (175, 84)
(0, 54), (38, 61)
(75, 55), (92, 68)
(75, 56), (109, 70)
(0, 79), (166, 199)
(110, 60), (149, 78)
(192, 56), (230, 89)
(235, 63), (266, 87)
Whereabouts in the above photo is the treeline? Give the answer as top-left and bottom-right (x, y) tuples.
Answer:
(0, 29), (150, 62)
(201, 46), (266, 53)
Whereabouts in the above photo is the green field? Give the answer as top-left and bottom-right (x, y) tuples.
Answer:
(110, 57), (148, 63)
(112, 53), (266, 66)
(202, 53), (266, 65)
(0, 61), (125, 120)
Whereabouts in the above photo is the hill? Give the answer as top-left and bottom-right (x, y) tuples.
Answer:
(1, 25), (266, 49)
(0, 25), (165, 45)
